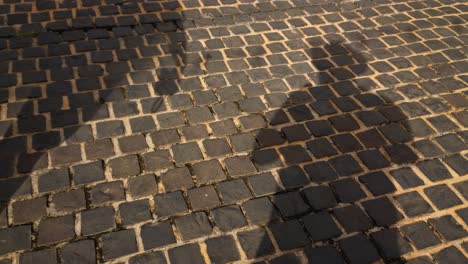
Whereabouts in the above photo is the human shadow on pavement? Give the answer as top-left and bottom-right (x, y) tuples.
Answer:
(1, 1), (466, 263)
(0, 0), (187, 255)
(251, 41), (416, 263)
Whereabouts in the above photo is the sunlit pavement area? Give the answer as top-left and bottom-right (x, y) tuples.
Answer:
(0, 0), (467, 263)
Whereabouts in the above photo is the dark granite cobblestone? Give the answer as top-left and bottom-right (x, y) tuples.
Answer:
(0, 0), (467, 263)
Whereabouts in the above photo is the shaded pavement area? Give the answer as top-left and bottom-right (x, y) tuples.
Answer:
(0, 0), (467, 263)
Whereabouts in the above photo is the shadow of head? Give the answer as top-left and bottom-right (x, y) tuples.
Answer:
(253, 40), (409, 168)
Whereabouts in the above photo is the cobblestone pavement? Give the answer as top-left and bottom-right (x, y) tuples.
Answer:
(0, 0), (467, 263)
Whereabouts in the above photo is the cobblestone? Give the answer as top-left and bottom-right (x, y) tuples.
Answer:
(0, 0), (466, 262)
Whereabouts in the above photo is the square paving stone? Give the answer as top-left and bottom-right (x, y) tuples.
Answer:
(142, 150), (173, 171)
(38, 168), (70, 193)
(175, 212), (212, 240)
(400, 221), (441, 250)
(277, 166), (310, 189)
(157, 112), (185, 128)
(0, 225), (31, 255)
(435, 133), (466, 153)
(119, 200), (152, 226)
(160, 167), (194, 191)
(50, 189), (86, 215)
(129, 116), (156, 133)
(240, 115), (267, 130)
(361, 197), (404, 227)
(370, 229), (413, 260)
(303, 212), (341, 242)
(225, 156), (257, 177)
(359, 171), (396, 196)
(187, 185), (221, 210)
(303, 185), (337, 210)
(210, 119), (238, 136)
(304, 245), (346, 264)
(304, 161), (339, 183)
(242, 197), (280, 225)
(168, 243), (205, 264)
(109, 155), (141, 178)
(328, 114), (360, 132)
(191, 159), (226, 184)
(306, 120), (335, 137)
(456, 207), (468, 225)
(128, 251), (166, 264)
(428, 215), (467, 241)
(282, 124), (310, 142)
(72, 160), (105, 185)
(154, 191), (188, 217)
(333, 205), (373, 233)
(270, 253), (301, 264)
(248, 172), (282, 196)
(140, 221), (176, 250)
(150, 129), (180, 147)
(12, 197), (47, 224)
(186, 107), (214, 124)
(331, 133), (363, 153)
(102, 229), (138, 260)
(217, 179), (252, 203)
(288, 105), (314, 122)
(230, 133), (258, 152)
(279, 145), (312, 165)
(182, 125), (209, 140)
(237, 228), (275, 259)
(269, 220), (310, 250)
(89, 181), (125, 206)
(384, 144), (419, 164)
(339, 234), (381, 264)
(127, 174), (157, 199)
(402, 118), (435, 138)
(379, 123), (412, 144)
(19, 248), (56, 264)
(329, 155), (363, 177)
(203, 138), (232, 157)
(357, 149), (391, 170)
(85, 139), (115, 160)
(356, 128), (388, 148)
(252, 149), (283, 171)
(256, 128), (286, 147)
(356, 110), (387, 126)
(454, 180), (468, 200)
(417, 159), (452, 182)
(394, 191), (434, 217)
(444, 154), (468, 176)
(171, 142), (203, 164)
(212, 102), (241, 119)
(330, 178), (366, 203)
(38, 215), (75, 246)
(306, 138), (338, 158)
(265, 109), (290, 126)
(272, 191), (310, 217)
(60, 240), (96, 264)
(433, 246), (467, 264)
(427, 115), (460, 133)
(424, 184), (462, 210)
(389, 167), (424, 189)
(81, 206), (116, 236)
(212, 205), (247, 232)
(205, 235), (241, 263)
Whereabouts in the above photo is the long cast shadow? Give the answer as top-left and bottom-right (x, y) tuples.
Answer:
(0, 0), (187, 256)
(0, 0), (466, 263)
(251, 40), (414, 263)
